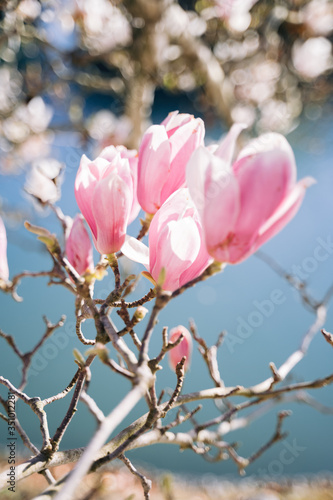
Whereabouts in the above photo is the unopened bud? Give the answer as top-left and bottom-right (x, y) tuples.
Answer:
(133, 306), (149, 321)
(168, 325), (192, 372)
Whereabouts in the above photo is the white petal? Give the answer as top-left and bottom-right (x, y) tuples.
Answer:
(121, 235), (150, 268)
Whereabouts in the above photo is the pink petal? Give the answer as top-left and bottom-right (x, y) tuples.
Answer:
(252, 177), (316, 254)
(169, 325), (193, 372)
(114, 146), (140, 222)
(99, 145), (119, 163)
(148, 188), (194, 271)
(92, 172), (131, 254)
(179, 238), (213, 287)
(214, 123), (247, 165)
(160, 118), (205, 204)
(137, 125), (171, 214)
(232, 148), (297, 248)
(161, 111), (193, 137)
(66, 215), (94, 275)
(236, 132), (297, 187)
(151, 217), (201, 292)
(74, 155), (99, 238)
(187, 147), (240, 253)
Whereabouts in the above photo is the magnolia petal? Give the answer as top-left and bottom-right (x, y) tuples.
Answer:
(151, 218), (201, 292)
(236, 132), (297, 187)
(160, 118), (205, 204)
(74, 155), (99, 237)
(214, 123), (247, 166)
(148, 188), (195, 271)
(121, 235), (150, 268)
(116, 147), (140, 224)
(232, 148), (297, 247)
(66, 214), (94, 275)
(161, 111), (193, 137)
(179, 239), (213, 288)
(92, 173), (131, 254)
(187, 147), (239, 250)
(169, 325), (193, 372)
(137, 125), (171, 214)
(253, 177), (316, 252)
(99, 145), (119, 163)
(186, 146), (214, 218)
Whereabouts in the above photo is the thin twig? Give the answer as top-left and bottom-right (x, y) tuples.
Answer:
(51, 355), (96, 452)
(119, 454), (152, 500)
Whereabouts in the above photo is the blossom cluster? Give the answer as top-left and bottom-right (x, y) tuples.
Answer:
(73, 111), (313, 292)
(0, 111), (313, 297)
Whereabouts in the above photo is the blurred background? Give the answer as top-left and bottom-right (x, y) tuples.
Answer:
(0, 0), (333, 481)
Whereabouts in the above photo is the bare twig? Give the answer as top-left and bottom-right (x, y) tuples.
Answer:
(119, 454), (152, 500)
(49, 369), (153, 500)
(321, 328), (333, 347)
(51, 354), (96, 452)
(80, 391), (105, 424)
(42, 369), (81, 406)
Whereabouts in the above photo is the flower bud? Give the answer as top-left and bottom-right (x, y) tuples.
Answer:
(168, 325), (192, 372)
(66, 214), (94, 276)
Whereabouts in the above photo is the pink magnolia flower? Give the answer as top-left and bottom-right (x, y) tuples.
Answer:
(137, 111), (205, 215)
(122, 188), (213, 292)
(187, 125), (315, 264)
(0, 216), (9, 282)
(169, 325), (193, 372)
(66, 214), (94, 276)
(75, 146), (134, 255)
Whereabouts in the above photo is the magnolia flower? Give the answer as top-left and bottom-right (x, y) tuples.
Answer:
(0, 216), (9, 282)
(75, 146), (134, 255)
(65, 215), (94, 276)
(168, 325), (193, 372)
(122, 188), (213, 292)
(187, 125), (315, 264)
(137, 111), (205, 215)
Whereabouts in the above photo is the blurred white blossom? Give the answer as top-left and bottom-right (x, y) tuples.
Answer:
(0, 67), (23, 114)
(76, 0), (132, 54)
(25, 158), (63, 204)
(303, 0), (333, 36)
(215, 0), (259, 32)
(292, 37), (333, 79)
(87, 110), (132, 150)
(16, 0), (41, 20)
(3, 97), (53, 143)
